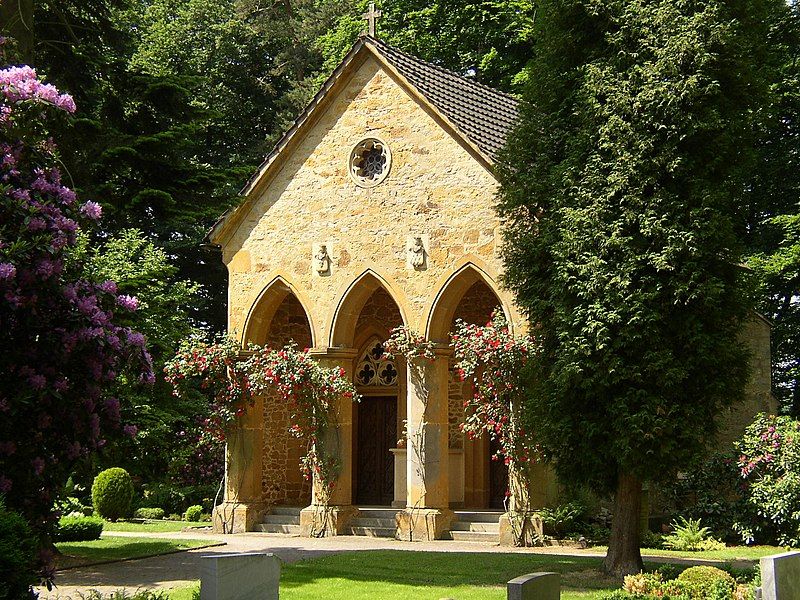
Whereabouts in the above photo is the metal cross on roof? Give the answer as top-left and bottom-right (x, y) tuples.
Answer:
(362, 2), (382, 37)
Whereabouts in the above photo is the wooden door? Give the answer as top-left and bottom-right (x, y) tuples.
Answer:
(489, 436), (509, 509)
(356, 396), (397, 505)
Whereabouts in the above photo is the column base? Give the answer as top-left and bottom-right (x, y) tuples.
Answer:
(396, 508), (454, 541)
(499, 512), (543, 546)
(299, 504), (358, 537)
(212, 501), (266, 534)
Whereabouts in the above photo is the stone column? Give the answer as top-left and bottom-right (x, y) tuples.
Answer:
(213, 396), (266, 533)
(299, 348), (359, 536)
(397, 346), (454, 540)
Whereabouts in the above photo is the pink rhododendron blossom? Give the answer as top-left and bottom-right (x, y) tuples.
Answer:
(123, 424), (138, 437)
(80, 201), (102, 220)
(0, 262), (15, 279)
(117, 295), (139, 311)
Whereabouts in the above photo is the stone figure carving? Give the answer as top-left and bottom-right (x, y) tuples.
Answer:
(315, 244), (330, 274)
(408, 237), (425, 269)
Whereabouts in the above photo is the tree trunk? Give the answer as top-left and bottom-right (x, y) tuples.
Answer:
(603, 471), (644, 577)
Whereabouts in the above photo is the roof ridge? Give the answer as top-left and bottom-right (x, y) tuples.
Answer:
(365, 36), (520, 104)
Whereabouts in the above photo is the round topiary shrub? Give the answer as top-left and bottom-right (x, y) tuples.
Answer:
(677, 565), (735, 597)
(0, 500), (38, 599)
(184, 505), (203, 522)
(54, 515), (104, 542)
(91, 467), (134, 521)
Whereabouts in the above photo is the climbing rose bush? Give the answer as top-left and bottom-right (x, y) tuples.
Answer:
(452, 310), (542, 544)
(383, 325), (436, 361)
(166, 339), (358, 506)
(735, 413), (800, 546)
(0, 62), (153, 536)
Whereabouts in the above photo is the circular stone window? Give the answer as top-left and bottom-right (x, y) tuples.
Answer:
(349, 138), (391, 187)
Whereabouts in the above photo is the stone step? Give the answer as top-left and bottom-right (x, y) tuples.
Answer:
(263, 514), (300, 525)
(356, 508), (400, 520)
(447, 530), (498, 543)
(449, 521), (500, 533)
(453, 510), (503, 523)
(270, 506), (303, 516)
(347, 526), (397, 538)
(256, 523), (301, 535)
(350, 517), (396, 528)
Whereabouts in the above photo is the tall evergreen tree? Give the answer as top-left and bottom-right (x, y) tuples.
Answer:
(497, 0), (784, 575)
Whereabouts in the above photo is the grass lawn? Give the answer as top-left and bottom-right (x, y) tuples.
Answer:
(280, 551), (619, 600)
(591, 544), (784, 562)
(103, 520), (211, 533)
(55, 537), (217, 569)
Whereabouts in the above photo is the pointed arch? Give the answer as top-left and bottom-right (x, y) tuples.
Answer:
(425, 261), (513, 343)
(329, 269), (409, 348)
(243, 275), (317, 348)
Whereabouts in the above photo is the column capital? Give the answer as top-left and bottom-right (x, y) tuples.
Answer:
(308, 346), (359, 360)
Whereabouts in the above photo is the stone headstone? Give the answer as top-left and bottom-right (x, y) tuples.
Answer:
(201, 553), (280, 600)
(507, 572), (560, 600)
(761, 551), (800, 600)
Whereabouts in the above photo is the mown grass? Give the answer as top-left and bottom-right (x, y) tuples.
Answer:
(55, 537), (216, 569)
(590, 544), (784, 562)
(103, 520), (211, 533)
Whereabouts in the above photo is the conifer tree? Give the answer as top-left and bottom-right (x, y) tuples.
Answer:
(497, 0), (786, 575)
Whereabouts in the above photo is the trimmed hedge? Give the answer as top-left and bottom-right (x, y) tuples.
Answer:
(92, 468), (134, 521)
(134, 507), (165, 520)
(54, 515), (104, 542)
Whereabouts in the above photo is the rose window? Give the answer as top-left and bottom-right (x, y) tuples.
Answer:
(349, 138), (391, 187)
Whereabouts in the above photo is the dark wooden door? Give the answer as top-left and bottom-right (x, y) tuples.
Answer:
(489, 436), (509, 509)
(356, 396), (397, 505)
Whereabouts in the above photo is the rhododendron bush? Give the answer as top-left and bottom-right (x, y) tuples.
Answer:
(0, 63), (153, 534)
(166, 339), (358, 509)
(452, 310), (542, 545)
(735, 413), (800, 546)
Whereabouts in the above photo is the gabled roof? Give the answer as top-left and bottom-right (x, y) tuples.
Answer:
(209, 35), (519, 246)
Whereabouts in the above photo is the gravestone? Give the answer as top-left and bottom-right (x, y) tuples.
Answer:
(760, 551), (800, 600)
(200, 553), (280, 600)
(507, 572), (560, 600)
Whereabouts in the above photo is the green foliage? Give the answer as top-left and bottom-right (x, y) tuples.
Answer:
(73, 589), (170, 600)
(735, 414), (800, 546)
(92, 468), (134, 521)
(538, 502), (588, 537)
(0, 500), (38, 600)
(183, 505), (203, 522)
(54, 515), (104, 542)
(640, 530), (665, 550)
(133, 507), (165, 520)
(139, 483), (216, 516)
(665, 453), (749, 541)
(662, 517), (721, 552)
(676, 566), (736, 596)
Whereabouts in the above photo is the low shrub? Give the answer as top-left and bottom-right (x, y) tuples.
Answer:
(184, 505), (203, 522)
(677, 566), (736, 598)
(134, 507), (165, 520)
(0, 500), (38, 600)
(538, 501), (589, 537)
(138, 483), (216, 516)
(54, 515), (104, 542)
(167, 513), (182, 521)
(663, 517), (726, 552)
(92, 468), (134, 521)
(641, 530), (665, 549)
(199, 513), (212, 522)
(77, 590), (170, 600)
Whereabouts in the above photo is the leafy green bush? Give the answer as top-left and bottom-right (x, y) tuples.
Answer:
(184, 505), (203, 522)
(138, 483), (215, 515)
(92, 468), (134, 521)
(54, 515), (104, 542)
(537, 501), (588, 537)
(641, 530), (665, 549)
(677, 566), (735, 597)
(77, 590), (170, 600)
(0, 500), (38, 600)
(134, 507), (165, 520)
(736, 414), (800, 546)
(663, 517), (726, 551)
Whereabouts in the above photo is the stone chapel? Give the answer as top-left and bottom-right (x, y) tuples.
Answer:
(206, 34), (774, 541)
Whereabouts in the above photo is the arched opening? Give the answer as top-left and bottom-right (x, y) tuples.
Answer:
(335, 279), (406, 507)
(428, 265), (507, 509)
(244, 278), (314, 508)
